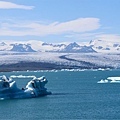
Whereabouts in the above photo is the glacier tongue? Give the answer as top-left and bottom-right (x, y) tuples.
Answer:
(0, 52), (119, 70)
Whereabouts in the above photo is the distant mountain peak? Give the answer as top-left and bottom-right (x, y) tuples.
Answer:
(0, 42), (6, 46)
(10, 43), (36, 52)
(42, 43), (53, 46)
(60, 42), (96, 53)
(68, 42), (80, 47)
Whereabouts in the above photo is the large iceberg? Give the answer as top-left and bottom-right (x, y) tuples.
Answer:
(0, 75), (51, 100)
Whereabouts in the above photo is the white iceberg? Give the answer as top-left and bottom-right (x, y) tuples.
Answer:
(97, 76), (120, 83)
(97, 79), (109, 83)
(0, 75), (51, 100)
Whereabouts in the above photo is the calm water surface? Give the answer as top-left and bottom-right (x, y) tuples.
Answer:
(0, 69), (120, 120)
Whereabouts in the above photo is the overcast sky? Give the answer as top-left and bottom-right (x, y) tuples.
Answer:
(0, 0), (120, 43)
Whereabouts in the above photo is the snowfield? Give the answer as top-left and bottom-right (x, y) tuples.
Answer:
(0, 51), (120, 70)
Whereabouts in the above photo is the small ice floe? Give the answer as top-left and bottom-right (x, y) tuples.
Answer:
(107, 77), (120, 81)
(110, 80), (120, 83)
(10, 75), (36, 79)
(108, 77), (120, 83)
(98, 68), (105, 71)
(97, 77), (120, 83)
(97, 79), (109, 83)
(0, 75), (51, 100)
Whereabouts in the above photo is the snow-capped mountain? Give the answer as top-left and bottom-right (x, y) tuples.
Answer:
(0, 41), (66, 52)
(60, 42), (96, 53)
(89, 39), (120, 53)
(0, 42), (12, 51)
(0, 39), (120, 53)
(10, 43), (36, 52)
(0, 40), (120, 70)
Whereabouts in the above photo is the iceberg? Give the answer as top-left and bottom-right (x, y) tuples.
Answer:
(0, 75), (51, 100)
(97, 76), (120, 83)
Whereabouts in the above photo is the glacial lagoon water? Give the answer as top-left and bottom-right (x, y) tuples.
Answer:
(1, 69), (120, 119)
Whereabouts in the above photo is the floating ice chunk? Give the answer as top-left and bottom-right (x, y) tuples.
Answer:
(0, 98), (4, 100)
(10, 75), (36, 79)
(107, 77), (120, 81)
(98, 68), (105, 71)
(97, 79), (109, 83)
(107, 77), (120, 83)
(98, 76), (120, 83)
(0, 75), (51, 100)
(110, 80), (120, 83)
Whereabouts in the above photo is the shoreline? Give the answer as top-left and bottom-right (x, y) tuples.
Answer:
(0, 61), (113, 72)
(0, 61), (77, 72)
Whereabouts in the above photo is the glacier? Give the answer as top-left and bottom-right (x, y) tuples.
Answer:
(0, 52), (120, 71)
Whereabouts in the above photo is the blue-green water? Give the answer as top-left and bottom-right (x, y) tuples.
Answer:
(0, 69), (120, 119)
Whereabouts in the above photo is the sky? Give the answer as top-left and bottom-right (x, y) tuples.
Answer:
(0, 0), (120, 43)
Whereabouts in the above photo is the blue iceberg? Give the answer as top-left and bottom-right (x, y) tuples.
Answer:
(0, 75), (51, 100)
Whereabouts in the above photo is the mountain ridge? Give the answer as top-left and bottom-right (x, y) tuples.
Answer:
(0, 39), (120, 53)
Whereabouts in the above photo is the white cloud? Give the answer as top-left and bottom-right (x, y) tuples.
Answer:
(96, 34), (120, 42)
(0, 1), (34, 10)
(65, 32), (103, 41)
(65, 32), (120, 43)
(0, 18), (100, 36)
(44, 18), (100, 34)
